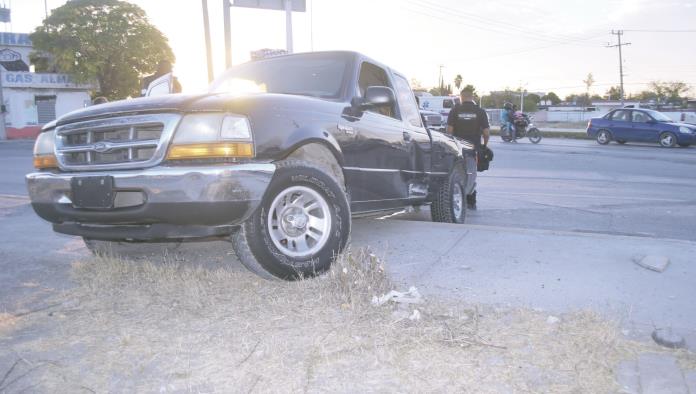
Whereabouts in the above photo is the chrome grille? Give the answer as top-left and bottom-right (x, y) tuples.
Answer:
(426, 114), (442, 126)
(55, 114), (181, 171)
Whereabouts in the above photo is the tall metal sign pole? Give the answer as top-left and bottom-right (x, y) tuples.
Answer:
(202, 0), (214, 82)
(223, 0), (232, 68)
(229, 0), (306, 57)
(608, 30), (631, 107)
(285, 0), (293, 53)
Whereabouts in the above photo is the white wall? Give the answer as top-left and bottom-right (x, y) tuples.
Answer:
(3, 88), (91, 128)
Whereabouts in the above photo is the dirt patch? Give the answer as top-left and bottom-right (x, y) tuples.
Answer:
(2, 249), (694, 392)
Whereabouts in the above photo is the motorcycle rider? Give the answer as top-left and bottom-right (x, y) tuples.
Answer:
(447, 88), (490, 210)
(501, 102), (516, 142)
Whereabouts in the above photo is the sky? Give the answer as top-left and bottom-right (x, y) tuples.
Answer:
(5, 0), (696, 98)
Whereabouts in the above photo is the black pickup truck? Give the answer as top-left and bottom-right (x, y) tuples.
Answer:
(26, 51), (477, 279)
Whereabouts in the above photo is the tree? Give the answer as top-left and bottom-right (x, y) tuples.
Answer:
(583, 72), (595, 101)
(454, 74), (462, 91)
(605, 86), (622, 100)
(542, 92), (561, 105)
(648, 81), (691, 105)
(30, 0), (174, 100)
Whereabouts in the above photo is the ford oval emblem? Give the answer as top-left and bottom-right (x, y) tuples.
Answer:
(93, 142), (109, 153)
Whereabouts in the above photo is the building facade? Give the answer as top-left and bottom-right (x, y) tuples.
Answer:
(1, 32), (92, 139)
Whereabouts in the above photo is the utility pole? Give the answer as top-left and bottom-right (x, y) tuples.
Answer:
(202, 0), (214, 82)
(223, 0), (232, 69)
(438, 64), (444, 94)
(608, 30), (631, 107)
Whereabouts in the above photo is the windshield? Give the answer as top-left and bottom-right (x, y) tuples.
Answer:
(209, 53), (348, 99)
(643, 109), (672, 122)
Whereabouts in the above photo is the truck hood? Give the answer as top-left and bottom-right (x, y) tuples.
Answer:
(56, 92), (343, 126)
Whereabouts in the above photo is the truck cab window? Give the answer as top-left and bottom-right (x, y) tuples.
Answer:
(358, 62), (396, 119)
(393, 74), (423, 128)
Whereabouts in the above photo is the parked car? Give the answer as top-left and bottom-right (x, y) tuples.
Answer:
(26, 51), (477, 280)
(587, 108), (696, 148)
(419, 96), (460, 117)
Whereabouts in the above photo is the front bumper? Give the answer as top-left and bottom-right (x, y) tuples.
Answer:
(26, 163), (275, 241)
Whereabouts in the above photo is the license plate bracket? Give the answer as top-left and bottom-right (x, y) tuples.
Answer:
(71, 176), (115, 209)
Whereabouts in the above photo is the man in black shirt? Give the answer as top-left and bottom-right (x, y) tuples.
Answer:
(447, 89), (490, 210)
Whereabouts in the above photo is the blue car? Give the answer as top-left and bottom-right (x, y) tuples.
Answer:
(587, 108), (696, 148)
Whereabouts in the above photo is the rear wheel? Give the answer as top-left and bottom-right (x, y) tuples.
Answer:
(596, 130), (611, 145)
(231, 159), (350, 280)
(528, 128), (542, 144)
(659, 132), (677, 148)
(430, 163), (467, 224)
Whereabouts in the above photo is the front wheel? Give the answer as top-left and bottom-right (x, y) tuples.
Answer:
(659, 132), (677, 148)
(231, 160), (350, 280)
(528, 128), (542, 144)
(430, 163), (467, 224)
(501, 135), (512, 142)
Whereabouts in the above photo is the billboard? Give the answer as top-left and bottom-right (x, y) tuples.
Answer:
(231, 0), (306, 12)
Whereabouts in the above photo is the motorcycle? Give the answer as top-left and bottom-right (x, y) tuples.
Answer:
(501, 112), (542, 144)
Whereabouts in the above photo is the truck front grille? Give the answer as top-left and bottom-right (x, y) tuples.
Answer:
(426, 115), (442, 126)
(55, 114), (181, 171)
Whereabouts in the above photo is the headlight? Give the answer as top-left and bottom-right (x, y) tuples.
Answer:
(679, 126), (695, 134)
(167, 113), (254, 160)
(33, 130), (58, 169)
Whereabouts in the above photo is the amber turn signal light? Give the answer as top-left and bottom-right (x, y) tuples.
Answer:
(33, 154), (58, 169)
(166, 142), (254, 160)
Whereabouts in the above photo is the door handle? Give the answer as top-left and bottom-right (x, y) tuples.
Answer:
(403, 131), (412, 141)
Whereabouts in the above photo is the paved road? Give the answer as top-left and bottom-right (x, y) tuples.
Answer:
(395, 138), (696, 241)
(4, 138), (695, 240)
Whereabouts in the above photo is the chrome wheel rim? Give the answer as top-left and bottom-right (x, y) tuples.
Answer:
(660, 134), (674, 147)
(452, 183), (464, 219)
(598, 132), (608, 144)
(267, 185), (332, 258)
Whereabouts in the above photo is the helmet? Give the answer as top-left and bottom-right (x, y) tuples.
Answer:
(503, 102), (513, 110)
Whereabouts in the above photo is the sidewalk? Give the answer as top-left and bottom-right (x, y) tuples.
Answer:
(352, 219), (696, 347)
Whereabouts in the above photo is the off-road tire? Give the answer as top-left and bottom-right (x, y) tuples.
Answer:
(231, 159), (350, 280)
(430, 163), (467, 224)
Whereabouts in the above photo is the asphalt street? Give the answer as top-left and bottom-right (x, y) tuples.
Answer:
(396, 137), (696, 241)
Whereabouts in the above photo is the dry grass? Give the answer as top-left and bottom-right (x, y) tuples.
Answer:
(2, 248), (695, 393)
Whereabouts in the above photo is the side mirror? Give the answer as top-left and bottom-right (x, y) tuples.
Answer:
(361, 86), (396, 109)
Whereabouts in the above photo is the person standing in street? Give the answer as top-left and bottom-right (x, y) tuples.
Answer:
(447, 88), (490, 210)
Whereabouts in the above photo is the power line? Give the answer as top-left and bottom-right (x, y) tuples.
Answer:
(622, 29), (696, 33)
(402, 0), (604, 48)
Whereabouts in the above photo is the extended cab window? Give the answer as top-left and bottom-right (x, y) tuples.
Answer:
(443, 99), (454, 109)
(393, 74), (423, 128)
(358, 62), (396, 119)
